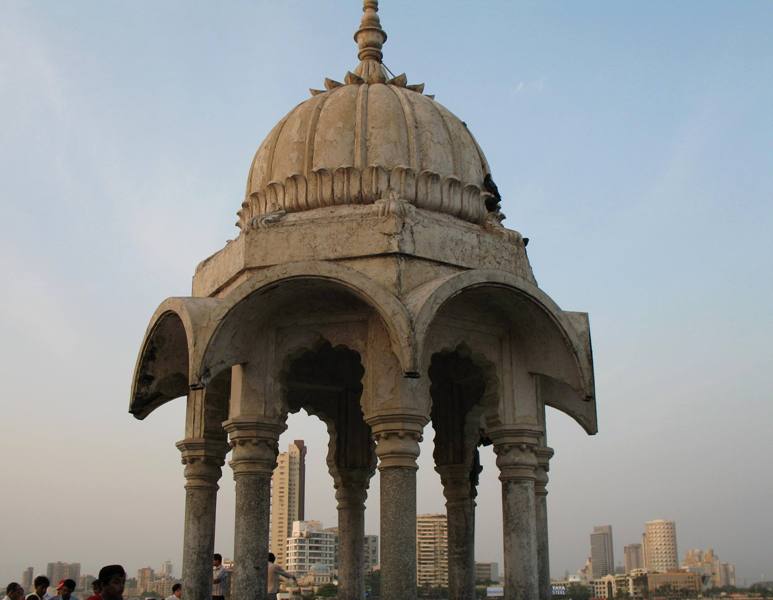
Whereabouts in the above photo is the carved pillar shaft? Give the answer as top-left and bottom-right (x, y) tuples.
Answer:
(493, 428), (541, 600)
(535, 446), (554, 600)
(437, 464), (477, 600)
(370, 417), (424, 600)
(335, 470), (370, 600)
(223, 418), (282, 600)
(176, 438), (229, 600)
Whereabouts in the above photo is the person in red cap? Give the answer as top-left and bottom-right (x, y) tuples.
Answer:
(51, 580), (76, 600)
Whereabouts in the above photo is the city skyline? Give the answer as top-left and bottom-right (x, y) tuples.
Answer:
(1, 0), (771, 588)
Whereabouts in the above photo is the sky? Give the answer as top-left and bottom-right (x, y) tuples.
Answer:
(1, 0), (772, 587)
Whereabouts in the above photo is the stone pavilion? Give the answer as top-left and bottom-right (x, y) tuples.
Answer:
(129, 2), (597, 599)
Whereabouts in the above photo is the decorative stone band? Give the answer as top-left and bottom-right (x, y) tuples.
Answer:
(238, 165), (494, 230)
(222, 418), (283, 476)
(534, 446), (555, 496)
(368, 413), (427, 470)
(176, 438), (230, 490)
(490, 426), (543, 482)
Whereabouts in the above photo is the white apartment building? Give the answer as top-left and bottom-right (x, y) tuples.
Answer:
(285, 520), (337, 577)
(643, 519), (678, 572)
(417, 514), (448, 587)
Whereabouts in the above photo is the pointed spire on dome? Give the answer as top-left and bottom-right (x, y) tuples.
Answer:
(350, 0), (389, 84)
(310, 0), (428, 95)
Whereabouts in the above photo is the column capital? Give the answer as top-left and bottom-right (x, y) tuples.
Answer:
(436, 464), (476, 506)
(176, 438), (229, 490)
(491, 427), (541, 482)
(534, 446), (554, 496)
(223, 418), (283, 476)
(334, 468), (371, 510)
(367, 413), (426, 470)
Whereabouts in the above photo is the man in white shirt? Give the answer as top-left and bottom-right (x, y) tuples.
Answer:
(267, 553), (296, 600)
(164, 583), (182, 600)
(26, 576), (53, 600)
(211, 554), (226, 600)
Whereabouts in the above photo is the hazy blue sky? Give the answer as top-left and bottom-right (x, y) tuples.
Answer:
(1, 0), (772, 587)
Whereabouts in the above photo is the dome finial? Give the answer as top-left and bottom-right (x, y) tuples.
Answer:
(352, 0), (388, 83)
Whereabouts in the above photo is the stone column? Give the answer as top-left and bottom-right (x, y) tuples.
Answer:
(176, 438), (229, 600)
(370, 417), (424, 600)
(334, 469), (370, 600)
(436, 464), (477, 599)
(223, 418), (282, 600)
(535, 446), (554, 600)
(492, 428), (541, 600)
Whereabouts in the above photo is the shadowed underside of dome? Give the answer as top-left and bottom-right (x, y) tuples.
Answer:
(238, 1), (499, 231)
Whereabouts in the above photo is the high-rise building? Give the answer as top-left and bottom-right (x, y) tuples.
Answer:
(285, 520), (337, 577)
(270, 440), (307, 567)
(718, 562), (736, 587)
(78, 575), (96, 593)
(642, 519), (678, 572)
(159, 560), (173, 578)
(682, 547), (736, 588)
(624, 544), (644, 573)
(475, 562), (499, 583)
(363, 534), (379, 571)
(22, 568), (33, 591)
(46, 563), (81, 585)
(137, 567), (155, 594)
(591, 525), (615, 578)
(416, 514), (448, 588)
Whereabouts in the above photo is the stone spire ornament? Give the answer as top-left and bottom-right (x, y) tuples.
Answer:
(311, 0), (425, 93)
(351, 0), (388, 83)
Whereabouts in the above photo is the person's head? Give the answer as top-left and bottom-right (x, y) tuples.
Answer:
(33, 576), (49, 596)
(212, 554), (222, 567)
(268, 553), (276, 564)
(6, 583), (24, 600)
(97, 565), (126, 600)
(171, 583), (181, 598)
(57, 579), (76, 600)
(91, 580), (102, 594)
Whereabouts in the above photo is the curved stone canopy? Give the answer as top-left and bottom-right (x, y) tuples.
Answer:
(238, 2), (496, 230)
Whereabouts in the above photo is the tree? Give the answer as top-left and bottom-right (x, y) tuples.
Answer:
(315, 583), (337, 597)
(565, 583), (592, 600)
(365, 570), (380, 598)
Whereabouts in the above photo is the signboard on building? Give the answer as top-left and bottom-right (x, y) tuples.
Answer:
(486, 586), (504, 598)
(552, 583), (568, 596)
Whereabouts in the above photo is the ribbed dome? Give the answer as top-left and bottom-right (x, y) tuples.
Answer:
(237, 1), (498, 230)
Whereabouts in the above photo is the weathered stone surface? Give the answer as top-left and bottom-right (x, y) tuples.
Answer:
(176, 438), (228, 600)
(129, 3), (599, 599)
(335, 471), (370, 600)
(535, 446), (554, 600)
(371, 418), (423, 600)
(192, 205), (534, 299)
(223, 419), (282, 600)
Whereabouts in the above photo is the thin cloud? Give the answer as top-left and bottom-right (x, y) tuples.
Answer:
(511, 76), (547, 96)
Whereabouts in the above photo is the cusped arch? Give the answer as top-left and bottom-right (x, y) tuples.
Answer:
(198, 261), (416, 385)
(407, 269), (597, 434)
(130, 297), (224, 419)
